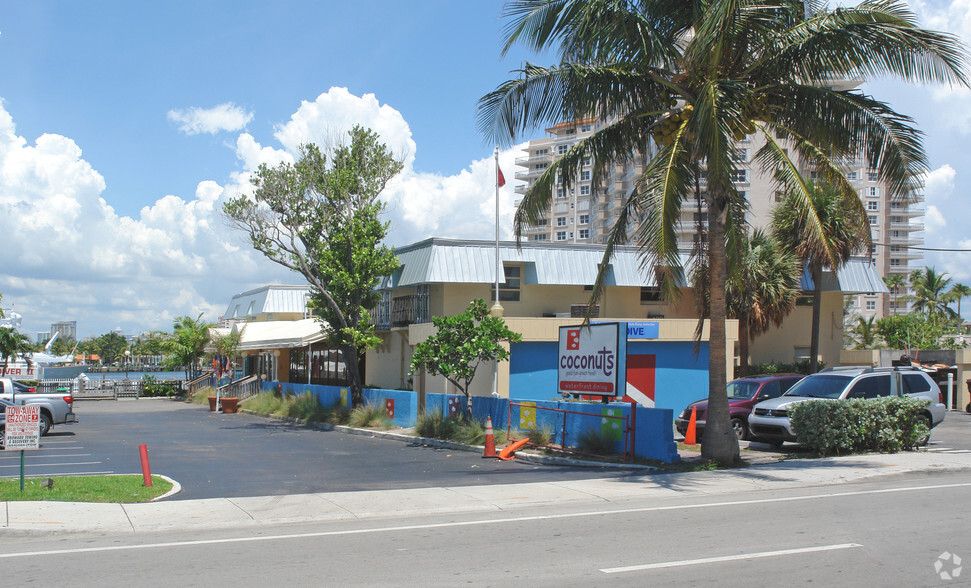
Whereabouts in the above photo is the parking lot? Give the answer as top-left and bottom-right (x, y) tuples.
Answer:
(1, 399), (641, 501)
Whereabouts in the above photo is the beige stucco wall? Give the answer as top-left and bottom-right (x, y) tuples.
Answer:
(747, 292), (845, 369)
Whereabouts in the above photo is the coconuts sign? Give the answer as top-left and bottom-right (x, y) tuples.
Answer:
(557, 322), (627, 397)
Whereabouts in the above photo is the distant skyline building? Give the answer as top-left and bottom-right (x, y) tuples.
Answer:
(37, 331), (51, 345)
(513, 113), (923, 320)
(51, 320), (78, 342)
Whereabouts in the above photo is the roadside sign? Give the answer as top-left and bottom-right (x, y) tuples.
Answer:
(5, 404), (41, 450)
(557, 322), (628, 397)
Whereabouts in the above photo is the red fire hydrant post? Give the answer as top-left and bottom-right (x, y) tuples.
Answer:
(138, 444), (153, 487)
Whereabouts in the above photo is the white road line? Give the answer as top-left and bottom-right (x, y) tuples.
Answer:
(0, 481), (969, 560)
(0, 454), (91, 459)
(0, 461), (102, 469)
(600, 543), (863, 573)
(0, 470), (113, 479)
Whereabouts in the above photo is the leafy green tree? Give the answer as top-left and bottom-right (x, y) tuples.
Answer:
(210, 326), (244, 382)
(224, 126), (403, 407)
(478, 0), (968, 463)
(92, 332), (128, 365)
(133, 331), (169, 365)
(164, 314), (214, 379)
(773, 181), (870, 373)
(876, 313), (963, 350)
(883, 273), (907, 316)
(0, 327), (33, 376)
(409, 299), (522, 417)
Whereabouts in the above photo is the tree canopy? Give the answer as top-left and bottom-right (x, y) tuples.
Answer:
(223, 125), (403, 406)
(409, 299), (522, 416)
(0, 327), (33, 376)
(479, 0), (968, 464)
(164, 314), (214, 379)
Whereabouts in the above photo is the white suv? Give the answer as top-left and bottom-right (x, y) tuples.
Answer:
(748, 366), (946, 445)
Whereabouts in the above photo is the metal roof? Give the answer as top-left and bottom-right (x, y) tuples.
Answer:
(223, 285), (311, 318)
(388, 239), (886, 293)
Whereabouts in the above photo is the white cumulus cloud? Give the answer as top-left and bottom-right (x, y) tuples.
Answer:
(168, 102), (254, 135)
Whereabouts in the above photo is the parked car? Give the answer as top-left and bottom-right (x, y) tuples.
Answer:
(12, 381), (36, 394)
(0, 377), (77, 436)
(675, 374), (804, 440)
(748, 366), (946, 446)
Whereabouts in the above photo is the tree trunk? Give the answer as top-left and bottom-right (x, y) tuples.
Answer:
(341, 343), (364, 408)
(810, 264), (822, 373)
(701, 197), (740, 465)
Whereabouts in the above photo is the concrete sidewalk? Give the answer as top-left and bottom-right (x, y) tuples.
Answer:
(3, 450), (970, 536)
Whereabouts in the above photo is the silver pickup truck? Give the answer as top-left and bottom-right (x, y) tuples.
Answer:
(0, 378), (78, 436)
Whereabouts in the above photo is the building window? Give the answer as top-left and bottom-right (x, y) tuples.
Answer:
(890, 245), (900, 252)
(868, 215), (878, 225)
(581, 170), (591, 181)
(847, 171), (859, 180)
(868, 171), (878, 181)
(556, 217), (567, 227)
(579, 214), (590, 225)
(867, 201), (879, 211)
(556, 231), (567, 241)
(730, 169), (749, 183)
(581, 123), (592, 132)
(867, 186), (880, 197)
(534, 162), (548, 170)
(492, 265), (522, 302)
(733, 148), (748, 162)
(556, 188), (565, 199)
(866, 300), (876, 311)
(583, 157), (592, 166)
(533, 234), (548, 241)
(891, 258), (902, 266)
(535, 218), (548, 227)
(579, 228), (590, 239)
(640, 287), (662, 304)
(557, 144), (569, 155)
(580, 185), (591, 195)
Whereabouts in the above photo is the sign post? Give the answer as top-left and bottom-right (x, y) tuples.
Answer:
(5, 404), (41, 492)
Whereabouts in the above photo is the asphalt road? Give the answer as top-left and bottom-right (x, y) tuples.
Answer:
(3, 470), (969, 586)
(0, 399), (642, 500)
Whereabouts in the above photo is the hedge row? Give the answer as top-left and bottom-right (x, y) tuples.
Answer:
(789, 396), (930, 456)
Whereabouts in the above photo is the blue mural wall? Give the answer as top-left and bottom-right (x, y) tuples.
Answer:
(508, 340), (709, 417)
(262, 382), (679, 462)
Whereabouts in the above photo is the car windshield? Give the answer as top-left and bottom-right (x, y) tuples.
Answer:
(783, 374), (852, 399)
(727, 381), (760, 400)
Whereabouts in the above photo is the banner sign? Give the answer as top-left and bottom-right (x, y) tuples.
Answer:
(594, 320), (659, 339)
(5, 404), (40, 450)
(557, 322), (627, 397)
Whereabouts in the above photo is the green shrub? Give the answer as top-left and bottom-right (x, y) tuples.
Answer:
(414, 411), (509, 445)
(742, 360), (824, 377)
(241, 391), (343, 424)
(191, 386), (216, 405)
(348, 402), (392, 429)
(789, 396), (930, 456)
(576, 428), (619, 456)
(526, 424), (554, 446)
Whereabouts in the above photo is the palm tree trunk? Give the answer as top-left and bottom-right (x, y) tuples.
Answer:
(701, 198), (740, 464)
(810, 264), (822, 373)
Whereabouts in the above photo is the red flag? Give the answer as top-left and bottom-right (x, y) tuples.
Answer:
(497, 165), (506, 188)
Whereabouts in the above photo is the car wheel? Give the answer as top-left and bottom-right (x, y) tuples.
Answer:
(39, 413), (52, 437)
(915, 414), (930, 446)
(731, 417), (749, 441)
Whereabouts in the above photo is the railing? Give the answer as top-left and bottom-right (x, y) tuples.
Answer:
(218, 375), (261, 401)
(185, 371), (215, 397)
(507, 401), (632, 461)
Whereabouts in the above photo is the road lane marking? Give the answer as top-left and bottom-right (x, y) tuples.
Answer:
(0, 481), (968, 560)
(600, 543), (862, 573)
(0, 461), (102, 469)
(0, 470), (114, 479)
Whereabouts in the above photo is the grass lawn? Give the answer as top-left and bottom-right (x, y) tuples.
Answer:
(0, 475), (173, 502)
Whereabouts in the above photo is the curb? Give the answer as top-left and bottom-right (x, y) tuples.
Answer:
(238, 408), (654, 470)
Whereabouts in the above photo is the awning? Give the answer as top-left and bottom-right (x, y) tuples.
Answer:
(222, 319), (331, 351)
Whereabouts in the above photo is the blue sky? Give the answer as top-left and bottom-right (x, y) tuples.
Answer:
(0, 0), (968, 339)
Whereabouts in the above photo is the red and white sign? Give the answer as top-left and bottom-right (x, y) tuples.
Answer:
(4, 404), (40, 450)
(557, 323), (627, 397)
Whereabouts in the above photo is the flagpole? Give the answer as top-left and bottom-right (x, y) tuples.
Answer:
(492, 147), (501, 398)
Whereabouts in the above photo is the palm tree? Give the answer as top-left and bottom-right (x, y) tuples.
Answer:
(947, 282), (971, 318)
(852, 315), (879, 349)
(883, 273), (907, 316)
(773, 181), (870, 373)
(165, 314), (214, 380)
(727, 230), (801, 376)
(478, 0), (968, 464)
(908, 267), (959, 324)
(0, 327), (34, 376)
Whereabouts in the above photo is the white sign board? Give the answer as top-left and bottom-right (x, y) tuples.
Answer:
(5, 404), (40, 450)
(557, 322), (627, 397)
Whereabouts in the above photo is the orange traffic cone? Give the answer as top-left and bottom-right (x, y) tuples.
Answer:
(498, 438), (530, 461)
(483, 416), (497, 458)
(685, 406), (698, 445)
